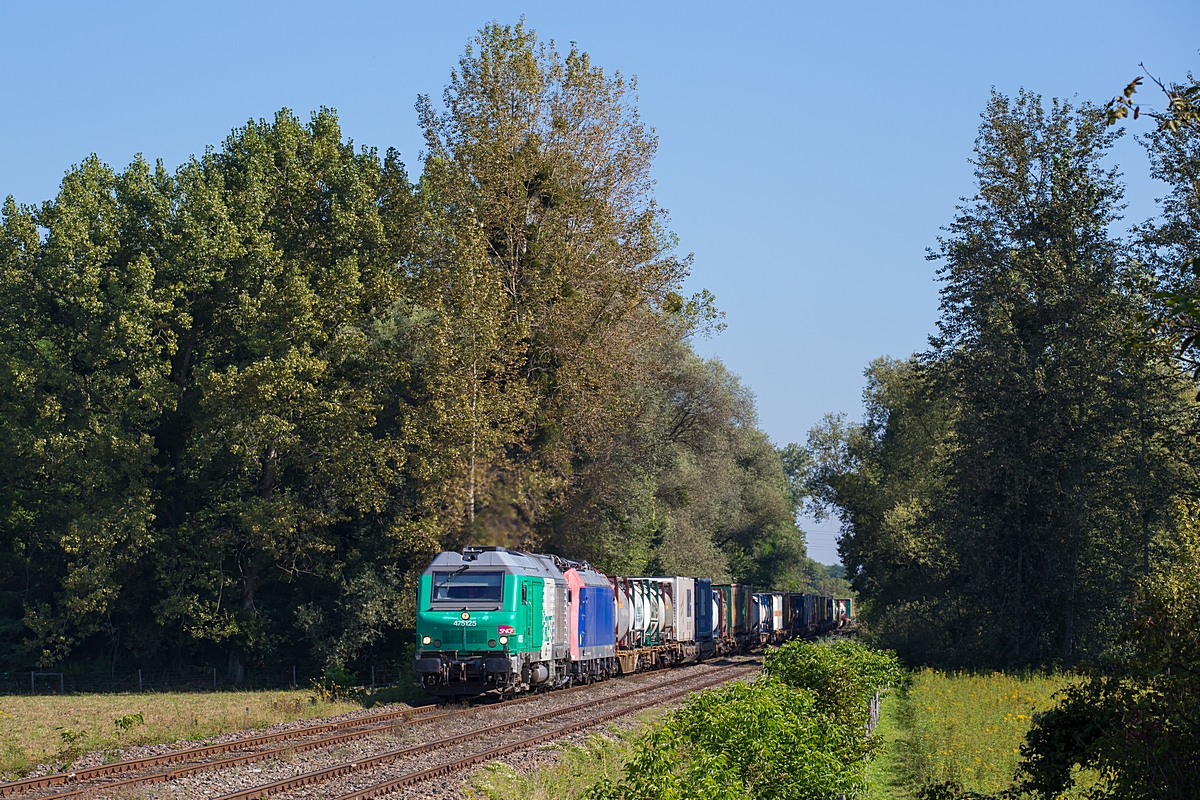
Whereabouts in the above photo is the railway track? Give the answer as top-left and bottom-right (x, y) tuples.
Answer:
(0, 699), (472, 798)
(3, 660), (754, 800)
(209, 662), (757, 800)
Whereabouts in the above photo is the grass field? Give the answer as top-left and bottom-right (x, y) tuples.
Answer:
(865, 688), (908, 800)
(874, 669), (1077, 798)
(466, 731), (633, 800)
(0, 689), (361, 778)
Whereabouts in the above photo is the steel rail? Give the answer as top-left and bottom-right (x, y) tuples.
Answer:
(0, 703), (445, 797)
(331, 672), (752, 800)
(213, 665), (757, 800)
(15, 662), (745, 800)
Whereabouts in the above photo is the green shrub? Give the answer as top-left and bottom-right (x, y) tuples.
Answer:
(113, 712), (144, 733)
(310, 665), (361, 702)
(1017, 510), (1200, 799)
(588, 676), (862, 800)
(765, 638), (904, 728)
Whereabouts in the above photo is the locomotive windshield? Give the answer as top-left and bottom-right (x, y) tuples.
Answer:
(432, 570), (504, 603)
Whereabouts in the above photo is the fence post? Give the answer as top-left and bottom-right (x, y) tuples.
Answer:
(30, 671), (34, 693)
(371, 666), (375, 692)
(213, 667), (217, 690)
(292, 665), (296, 687)
(139, 669), (143, 692)
(59, 673), (64, 693)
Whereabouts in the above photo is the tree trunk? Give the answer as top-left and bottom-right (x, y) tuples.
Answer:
(227, 646), (245, 686)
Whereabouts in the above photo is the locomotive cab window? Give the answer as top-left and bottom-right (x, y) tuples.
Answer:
(431, 570), (504, 604)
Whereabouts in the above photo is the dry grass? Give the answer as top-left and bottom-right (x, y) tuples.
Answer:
(0, 689), (360, 778)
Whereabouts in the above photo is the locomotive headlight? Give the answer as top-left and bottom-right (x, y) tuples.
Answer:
(461, 612), (470, 620)
(498, 635), (508, 645)
(488, 639), (497, 648)
(432, 639), (442, 648)
(422, 635), (432, 645)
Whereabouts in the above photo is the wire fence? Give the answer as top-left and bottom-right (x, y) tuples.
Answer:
(0, 665), (411, 695)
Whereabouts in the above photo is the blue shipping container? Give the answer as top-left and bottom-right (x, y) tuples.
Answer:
(695, 578), (713, 640)
(578, 585), (616, 653)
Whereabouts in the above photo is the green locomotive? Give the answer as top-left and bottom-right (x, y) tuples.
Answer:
(413, 546), (569, 696)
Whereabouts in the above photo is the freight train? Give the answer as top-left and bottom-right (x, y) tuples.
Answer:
(413, 546), (853, 698)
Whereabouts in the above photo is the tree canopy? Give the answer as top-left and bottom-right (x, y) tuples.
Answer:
(805, 90), (1200, 669)
(0, 21), (829, 678)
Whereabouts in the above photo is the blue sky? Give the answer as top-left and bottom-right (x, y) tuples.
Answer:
(2, 1), (1197, 562)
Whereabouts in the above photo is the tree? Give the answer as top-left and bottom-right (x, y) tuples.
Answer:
(414, 21), (692, 539)
(805, 358), (955, 657)
(807, 92), (1200, 668)
(0, 110), (420, 675)
(1124, 71), (1200, 381)
(1017, 502), (1200, 800)
(0, 157), (179, 666)
(928, 90), (1200, 667)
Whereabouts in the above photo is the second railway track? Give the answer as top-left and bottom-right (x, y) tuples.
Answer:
(321, 665), (759, 800)
(9, 659), (756, 800)
(205, 661), (758, 800)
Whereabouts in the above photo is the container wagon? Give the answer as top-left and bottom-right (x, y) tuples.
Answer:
(714, 584), (754, 652)
(612, 576), (699, 673)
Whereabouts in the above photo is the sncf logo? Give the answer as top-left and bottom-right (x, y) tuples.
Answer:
(498, 625), (515, 635)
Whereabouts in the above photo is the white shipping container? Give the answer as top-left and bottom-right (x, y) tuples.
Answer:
(673, 577), (695, 642)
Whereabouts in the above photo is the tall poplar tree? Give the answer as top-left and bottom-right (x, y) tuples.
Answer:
(413, 21), (690, 540)
(928, 91), (1197, 667)
(807, 92), (1200, 668)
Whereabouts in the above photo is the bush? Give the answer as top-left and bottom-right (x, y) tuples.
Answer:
(1016, 508), (1200, 799)
(310, 665), (361, 702)
(588, 677), (861, 800)
(590, 640), (904, 800)
(765, 638), (903, 728)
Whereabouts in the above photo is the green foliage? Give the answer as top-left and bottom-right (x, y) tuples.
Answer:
(807, 90), (1200, 669)
(310, 664), (361, 702)
(765, 638), (902, 728)
(1001, 61), (1200, 799)
(112, 712), (143, 732)
(1127, 70), (1200, 391)
(1015, 502), (1200, 799)
(805, 357), (955, 634)
(588, 677), (862, 800)
(591, 641), (901, 800)
(1105, 71), (1200, 133)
